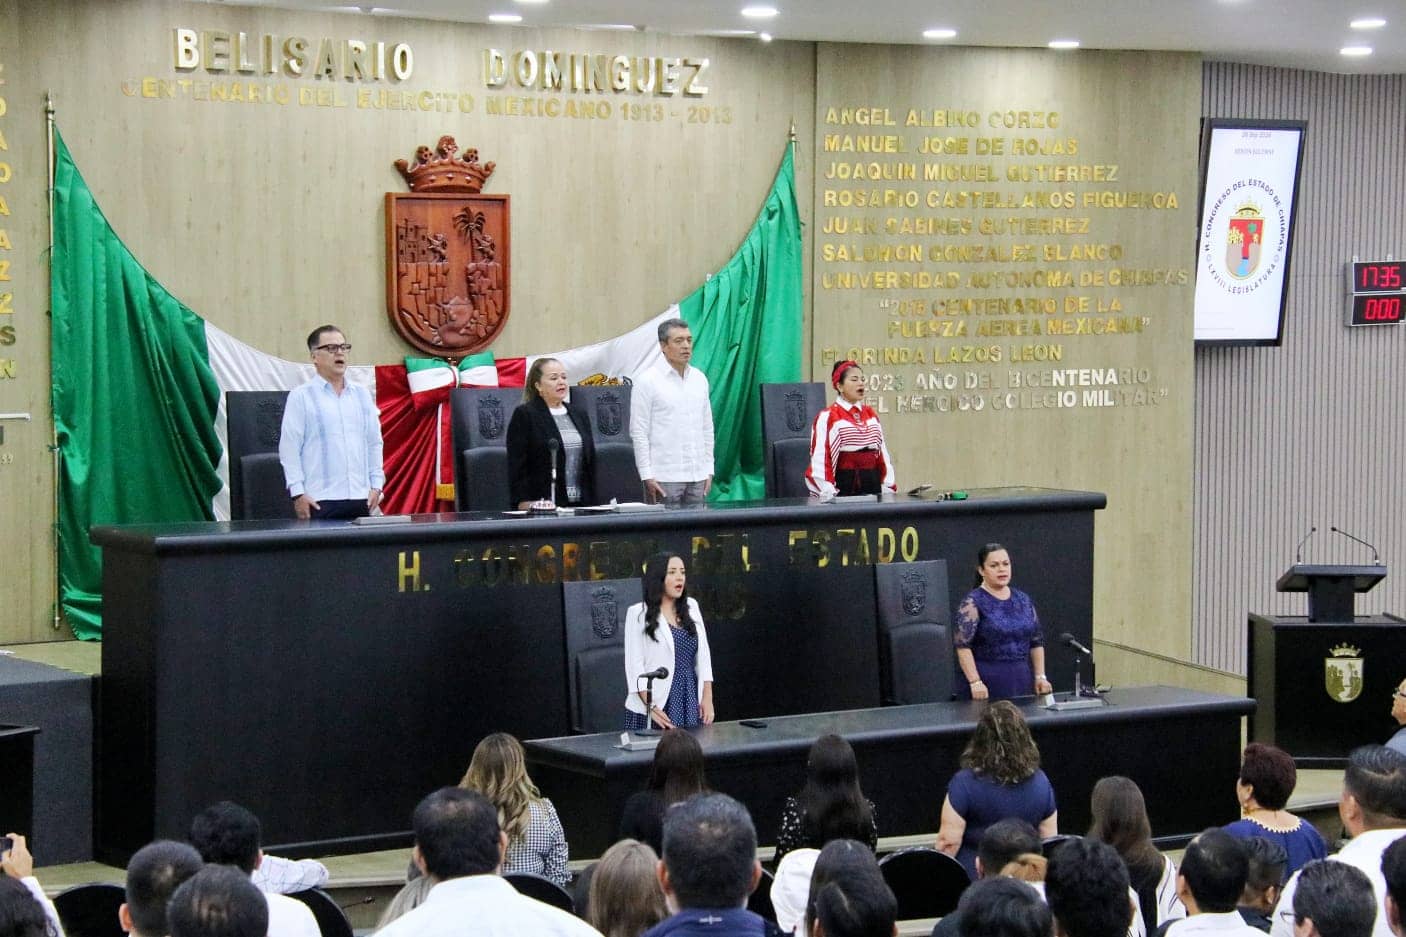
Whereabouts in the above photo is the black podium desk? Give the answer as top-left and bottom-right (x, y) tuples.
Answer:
(90, 487), (1103, 863)
(524, 686), (1254, 857)
(1248, 613), (1406, 766)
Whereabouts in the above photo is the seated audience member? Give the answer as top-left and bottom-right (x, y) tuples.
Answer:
(1160, 829), (1260, 937)
(803, 840), (896, 937)
(378, 787), (600, 937)
(0, 877), (55, 937)
(957, 877), (1052, 937)
(1224, 745), (1328, 875)
(2, 834), (64, 937)
(121, 840), (204, 937)
(167, 865), (269, 937)
(1090, 777), (1186, 932)
(646, 793), (782, 937)
(188, 801), (319, 937)
(619, 730), (711, 854)
(1290, 861), (1376, 937)
(1383, 835), (1406, 937)
(250, 854), (329, 895)
(458, 733), (570, 887)
(1238, 838), (1289, 933)
(933, 819), (1044, 937)
(1045, 837), (1132, 937)
(772, 848), (820, 936)
(1271, 745), (1406, 937)
(1387, 677), (1406, 757)
(376, 877), (434, 930)
(775, 734), (878, 863)
(937, 701), (1058, 879)
(588, 840), (669, 937)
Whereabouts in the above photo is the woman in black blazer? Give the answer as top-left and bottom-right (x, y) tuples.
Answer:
(507, 357), (596, 508)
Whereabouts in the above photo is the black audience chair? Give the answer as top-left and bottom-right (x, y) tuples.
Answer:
(747, 867), (776, 922)
(286, 888), (355, 937)
(504, 872), (575, 913)
(53, 882), (126, 937)
(878, 848), (970, 918)
(1042, 834), (1075, 858)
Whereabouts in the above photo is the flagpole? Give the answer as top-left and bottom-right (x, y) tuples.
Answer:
(46, 91), (63, 632)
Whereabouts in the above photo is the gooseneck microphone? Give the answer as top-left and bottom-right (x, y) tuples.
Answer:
(1330, 526), (1381, 564)
(638, 667), (669, 680)
(1294, 526), (1317, 563)
(1058, 632), (1093, 656)
(547, 438), (559, 503)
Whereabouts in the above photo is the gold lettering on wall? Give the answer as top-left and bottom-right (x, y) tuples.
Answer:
(172, 28), (414, 81)
(482, 49), (711, 97)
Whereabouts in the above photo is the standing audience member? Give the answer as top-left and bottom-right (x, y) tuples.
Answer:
(645, 793), (782, 937)
(378, 787), (600, 937)
(1238, 838), (1289, 933)
(1045, 837), (1132, 937)
(1089, 777), (1186, 931)
(1224, 745), (1328, 875)
(1, 834), (63, 937)
(1271, 745), (1406, 937)
(121, 840), (203, 937)
(167, 866), (269, 937)
(937, 701), (1058, 878)
(956, 877), (1051, 937)
(458, 732), (570, 886)
(630, 318), (714, 507)
(1388, 678), (1406, 757)
(774, 734), (878, 862)
(588, 840), (668, 937)
(0, 877), (55, 937)
(1161, 830), (1261, 937)
(188, 801), (319, 937)
(803, 840), (896, 937)
(1289, 861), (1377, 937)
(932, 819), (1043, 937)
(619, 730), (711, 854)
(1383, 835), (1406, 937)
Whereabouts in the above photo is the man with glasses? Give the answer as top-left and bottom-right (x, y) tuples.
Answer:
(630, 318), (714, 507)
(1388, 679), (1406, 756)
(279, 325), (385, 520)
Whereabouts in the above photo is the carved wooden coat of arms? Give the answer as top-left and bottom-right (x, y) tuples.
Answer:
(385, 136), (511, 358)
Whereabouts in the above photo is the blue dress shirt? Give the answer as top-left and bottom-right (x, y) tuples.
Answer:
(278, 377), (385, 501)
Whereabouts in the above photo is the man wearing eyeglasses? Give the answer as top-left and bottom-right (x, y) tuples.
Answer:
(279, 325), (385, 520)
(1388, 679), (1406, 757)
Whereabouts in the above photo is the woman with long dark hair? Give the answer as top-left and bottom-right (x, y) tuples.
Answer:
(617, 729), (710, 853)
(954, 543), (1052, 701)
(622, 553), (714, 731)
(774, 734), (878, 862)
(1088, 776), (1185, 933)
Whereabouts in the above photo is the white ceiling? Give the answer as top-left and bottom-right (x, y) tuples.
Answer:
(209, 0), (1406, 74)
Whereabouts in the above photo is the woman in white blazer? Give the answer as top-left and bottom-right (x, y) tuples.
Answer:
(623, 553), (714, 730)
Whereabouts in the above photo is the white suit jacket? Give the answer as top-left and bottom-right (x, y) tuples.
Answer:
(622, 598), (713, 715)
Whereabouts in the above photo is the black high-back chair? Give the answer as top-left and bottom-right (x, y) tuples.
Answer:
(53, 882), (126, 937)
(570, 384), (641, 504)
(759, 382), (826, 498)
(504, 873), (575, 913)
(874, 560), (954, 704)
(450, 387), (514, 511)
(286, 888), (355, 937)
(563, 577), (642, 734)
(878, 848), (971, 918)
(225, 390), (292, 520)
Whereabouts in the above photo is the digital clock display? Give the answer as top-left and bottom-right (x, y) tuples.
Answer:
(1345, 261), (1406, 327)
(1351, 293), (1404, 326)
(1348, 260), (1405, 294)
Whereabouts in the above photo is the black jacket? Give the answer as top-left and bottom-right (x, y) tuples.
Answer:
(506, 397), (596, 507)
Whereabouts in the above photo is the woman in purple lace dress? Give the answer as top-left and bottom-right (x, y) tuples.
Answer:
(954, 543), (1053, 701)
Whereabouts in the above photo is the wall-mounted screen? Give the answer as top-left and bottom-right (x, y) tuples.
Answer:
(1193, 119), (1307, 345)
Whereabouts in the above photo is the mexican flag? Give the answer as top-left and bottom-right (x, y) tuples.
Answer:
(51, 129), (801, 637)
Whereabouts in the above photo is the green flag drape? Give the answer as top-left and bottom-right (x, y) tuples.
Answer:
(681, 141), (804, 501)
(51, 129), (224, 638)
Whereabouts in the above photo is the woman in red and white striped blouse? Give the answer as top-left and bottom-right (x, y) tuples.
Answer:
(804, 360), (897, 500)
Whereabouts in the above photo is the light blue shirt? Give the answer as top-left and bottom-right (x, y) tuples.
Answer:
(278, 377), (385, 501)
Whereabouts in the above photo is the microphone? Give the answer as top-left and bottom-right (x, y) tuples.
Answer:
(1058, 632), (1093, 656)
(639, 667), (669, 680)
(1294, 526), (1317, 563)
(1330, 526), (1381, 564)
(547, 438), (559, 503)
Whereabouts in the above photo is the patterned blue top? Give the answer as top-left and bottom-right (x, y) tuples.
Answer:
(954, 587), (1043, 662)
(1222, 817), (1328, 875)
(662, 625), (703, 728)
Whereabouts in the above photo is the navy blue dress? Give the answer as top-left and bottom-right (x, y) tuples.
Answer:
(623, 625), (702, 730)
(954, 587), (1043, 700)
(947, 767), (1057, 878)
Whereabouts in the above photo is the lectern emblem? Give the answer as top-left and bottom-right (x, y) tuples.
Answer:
(1324, 643), (1364, 703)
(901, 572), (927, 616)
(591, 588), (618, 639)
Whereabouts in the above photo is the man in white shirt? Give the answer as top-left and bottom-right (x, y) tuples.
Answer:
(1289, 860), (1376, 937)
(168, 865), (268, 937)
(630, 318), (714, 506)
(1158, 830), (1264, 937)
(279, 324), (385, 520)
(377, 787), (601, 937)
(1271, 746), (1406, 937)
(188, 801), (320, 937)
